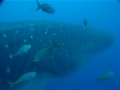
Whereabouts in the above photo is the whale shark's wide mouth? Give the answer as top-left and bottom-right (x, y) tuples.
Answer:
(89, 30), (114, 52)
(73, 27), (114, 55)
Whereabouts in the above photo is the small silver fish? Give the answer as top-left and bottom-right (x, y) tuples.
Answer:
(8, 72), (36, 90)
(13, 44), (31, 57)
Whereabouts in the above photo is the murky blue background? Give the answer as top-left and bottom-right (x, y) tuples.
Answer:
(0, 0), (120, 90)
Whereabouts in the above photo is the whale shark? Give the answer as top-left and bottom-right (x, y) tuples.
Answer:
(0, 20), (114, 89)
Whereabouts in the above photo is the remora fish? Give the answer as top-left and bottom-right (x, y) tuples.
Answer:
(7, 72), (36, 90)
(0, 20), (114, 90)
(34, 42), (58, 62)
(96, 71), (115, 83)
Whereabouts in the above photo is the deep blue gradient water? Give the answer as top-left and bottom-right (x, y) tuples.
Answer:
(0, 0), (120, 90)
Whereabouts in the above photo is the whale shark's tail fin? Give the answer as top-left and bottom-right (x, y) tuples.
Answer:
(35, 0), (42, 11)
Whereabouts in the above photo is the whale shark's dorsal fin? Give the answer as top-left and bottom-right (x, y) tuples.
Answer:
(35, 0), (41, 11)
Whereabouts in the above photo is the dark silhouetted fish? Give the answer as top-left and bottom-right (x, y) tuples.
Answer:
(83, 18), (88, 27)
(0, 0), (3, 5)
(35, 0), (55, 14)
(0, 20), (114, 90)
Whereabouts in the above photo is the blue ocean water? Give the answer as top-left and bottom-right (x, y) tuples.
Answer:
(0, 0), (120, 90)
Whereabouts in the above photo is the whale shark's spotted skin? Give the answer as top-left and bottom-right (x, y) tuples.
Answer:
(0, 21), (114, 84)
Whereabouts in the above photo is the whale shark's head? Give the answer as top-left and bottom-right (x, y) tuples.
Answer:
(26, 21), (114, 78)
(0, 21), (114, 89)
